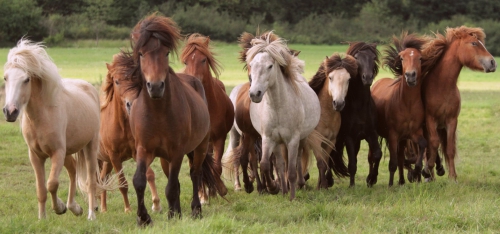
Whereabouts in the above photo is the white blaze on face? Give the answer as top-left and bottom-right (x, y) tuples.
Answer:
(192, 52), (196, 60)
(410, 51), (414, 57)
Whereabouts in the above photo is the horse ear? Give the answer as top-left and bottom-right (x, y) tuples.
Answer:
(106, 63), (111, 70)
(293, 50), (301, 57)
(205, 36), (210, 46)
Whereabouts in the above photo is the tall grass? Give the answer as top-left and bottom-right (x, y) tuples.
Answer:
(0, 44), (499, 233)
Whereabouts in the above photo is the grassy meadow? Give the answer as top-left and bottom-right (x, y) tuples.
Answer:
(0, 41), (500, 233)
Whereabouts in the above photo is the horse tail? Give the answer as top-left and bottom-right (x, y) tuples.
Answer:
(221, 140), (236, 180)
(306, 130), (334, 169)
(74, 150), (122, 200)
(200, 152), (228, 198)
(328, 146), (350, 178)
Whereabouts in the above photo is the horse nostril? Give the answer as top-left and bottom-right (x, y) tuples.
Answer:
(492, 59), (497, 66)
(257, 91), (261, 97)
(146, 82), (151, 89)
(160, 81), (165, 89)
(333, 101), (337, 106)
(2, 107), (6, 116)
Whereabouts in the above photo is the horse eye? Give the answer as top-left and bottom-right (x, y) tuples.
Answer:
(139, 52), (143, 57)
(183, 61), (187, 65)
(472, 42), (477, 46)
(268, 64), (273, 69)
(114, 80), (119, 85)
(201, 58), (206, 63)
(3, 77), (6, 81)
(248, 74), (252, 82)
(24, 77), (30, 83)
(166, 52), (170, 57)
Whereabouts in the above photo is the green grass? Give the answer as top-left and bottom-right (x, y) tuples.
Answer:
(0, 43), (500, 233)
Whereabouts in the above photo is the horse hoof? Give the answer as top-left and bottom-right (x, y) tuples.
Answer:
(304, 173), (310, 181)
(68, 204), (83, 216)
(326, 176), (334, 187)
(421, 169), (431, 178)
(267, 183), (280, 195)
(437, 166), (445, 176)
(137, 215), (153, 227)
(244, 183), (254, 194)
(191, 207), (202, 219)
(407, 171), (415, 183)
(366, 175), (377, 187)
(55, 206), (67, 215)
(152, 204), (162, 213)
(234, 184), (242, 191)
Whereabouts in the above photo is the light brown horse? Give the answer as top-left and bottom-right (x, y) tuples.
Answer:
(180, 33), (234, 177)
(98, 51), (163, 213)
(308, 53), (354, 189)
(420, 26), (497, 181)
(371, 32), (430, 186)
(127, 14), (226, 226)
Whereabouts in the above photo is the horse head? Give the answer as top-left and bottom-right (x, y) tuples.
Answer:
(3, 67), (31, 122)
(447, 26), (497, 73)
(324, 53), (358, 111)
(181, 34), (222, 82)
(347, 42), (380, 86)
(131, 14), (181, 99)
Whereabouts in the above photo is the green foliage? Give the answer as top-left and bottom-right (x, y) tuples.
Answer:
(0, 0), (45, 44)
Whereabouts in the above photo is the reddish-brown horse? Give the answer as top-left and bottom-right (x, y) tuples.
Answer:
(421, 26), (497, 181)
(371, 32), (430, 186)
(180, 33), (234, 177)
(98, 51), (163, 213)
(127, 14), (226, 225)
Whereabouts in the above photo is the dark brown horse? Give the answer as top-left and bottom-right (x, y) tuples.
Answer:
(371, 32), (430, 186)
(127, 14), (226, 226)
(99, 51), (164, 213)
(333, 42), (382, 187)
(180, 33), (234, 177)
(420, 26), (497, 181)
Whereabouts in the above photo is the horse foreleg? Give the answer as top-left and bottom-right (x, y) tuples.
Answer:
(444, 120), (458, 181)
(365, 133), (382, 187)
(213, 137), (226, 177)
(387, 134), (399, 187)
(275, 145), (287, 195)
(239, 136), (254, 193)
(423, 118), (440, 181)
(65, 156), (83, 216)
(109, 157), (130, 213)
(397, 141), (406, 185)
(29, 150), (48, 219)
(249, 137), (264, 193)
(47, 150), (67, 216)
(146, 166), (162, 212)
(190, 136), (209, 218)
(313, 143), (329, 189)
(260, 137), (279, 194)
(286, 138), (300, 201)
(133, 147), (154, 226)
(99, 161), (113, 213)
(296, 139), (308, 190)
(345, 138), (360, 187)
(411, 132), (427, 183)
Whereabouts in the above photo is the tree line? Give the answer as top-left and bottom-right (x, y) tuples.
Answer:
(1, 0), (500, 54)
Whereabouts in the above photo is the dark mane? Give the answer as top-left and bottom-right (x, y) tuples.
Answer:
(383, 32), (429, 77)
(346, 42), (380, 77)
(131, 13), (182, 63)
(101, 50), (137, 110)
(309, 53), (358, 94)
(180, 33), (222, 78)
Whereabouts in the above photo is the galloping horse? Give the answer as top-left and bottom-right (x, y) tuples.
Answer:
(180, 33), (234, 177)
(127, 14), (226, 225)
(247, 33), (326, 200)
(98, 51), (163, 213)
(2, 39), (118, 220)
(371, 32), (430, 186)
(334, 42), (382, 187)
(421, 26), (497, 181)
(308, 53), (355, 189)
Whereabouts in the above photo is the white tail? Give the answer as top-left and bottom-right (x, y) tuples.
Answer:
(306, 129), (334, 169)
(74, 150), (122, 200)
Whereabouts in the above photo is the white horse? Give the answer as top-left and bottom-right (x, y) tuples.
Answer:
(246, 33), (323, 200)
(2, 39), (117, 220)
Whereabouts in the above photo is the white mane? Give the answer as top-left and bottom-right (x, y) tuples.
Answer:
(4, 39), (62, 104)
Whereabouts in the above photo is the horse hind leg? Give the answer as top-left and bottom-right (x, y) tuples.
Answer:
(108, 158), (131, 213)
(65, 155), (83, 216)
(29, 150), (48, 219)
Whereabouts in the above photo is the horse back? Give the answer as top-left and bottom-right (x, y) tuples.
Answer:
(235, 83), (260, 138)
(370, 78), (399, 138)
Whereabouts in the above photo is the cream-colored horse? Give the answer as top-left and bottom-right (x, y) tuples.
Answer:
(247, 33), (325, 200)
(2, 39), (117, 220)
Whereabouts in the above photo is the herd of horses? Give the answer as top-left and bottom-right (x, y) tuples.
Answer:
(1, 13), (497, 225)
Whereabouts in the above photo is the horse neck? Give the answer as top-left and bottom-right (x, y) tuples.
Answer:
(263, 72), (294, 107)
(398, 76), (423, 106)
(108, 94), (129, 130)
(424, 44), (463, 89)
(25, 78), (59, 121)
(200, 72), (217, 102)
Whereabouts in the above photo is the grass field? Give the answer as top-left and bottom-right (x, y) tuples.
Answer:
(0, 42), (499, 233)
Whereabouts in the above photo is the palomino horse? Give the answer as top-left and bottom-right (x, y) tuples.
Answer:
(308, 53), (355, 189)
(247, 33), (326, 200)
(421, 26), (497, 181)
(127, 14), (226, 225)
(371, 32), (430, 186)
(180, 33), (234, 177)
(334, 42), (382, 187)
(98, 51), (163, 213)
(2, 39), (117, 220)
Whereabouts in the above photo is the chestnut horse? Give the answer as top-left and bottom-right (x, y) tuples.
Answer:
(2, 39), (118, 220)
(180, 33), (234, 177)
(308, 53), (354, 189)
(98, 51), (163, 213)
(371, 32), (430, 186)
(127, 14), (226, 225)
(421, 26), (497, 181)
(334, 42), (382, 187)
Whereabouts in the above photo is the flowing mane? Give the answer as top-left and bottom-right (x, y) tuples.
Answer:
(4, 39), (62, 105)
(245, 32), (304, 92)
(101, 50), (137, 110)
(180, 33), (223, 78)
(346, 42), (380, 77)
(383, 32), (430, 77)
(309, 53), (358, 94)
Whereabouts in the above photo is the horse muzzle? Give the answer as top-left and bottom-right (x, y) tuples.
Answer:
(361, 73), (374, 86)
(249, 90), (263, 103)
(484, 58), (497, 73)
(332, 100), (345, 111)
(3, 106), (20, 122)
(146, 81), (165, 99)
(405, 71), (417, 87)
